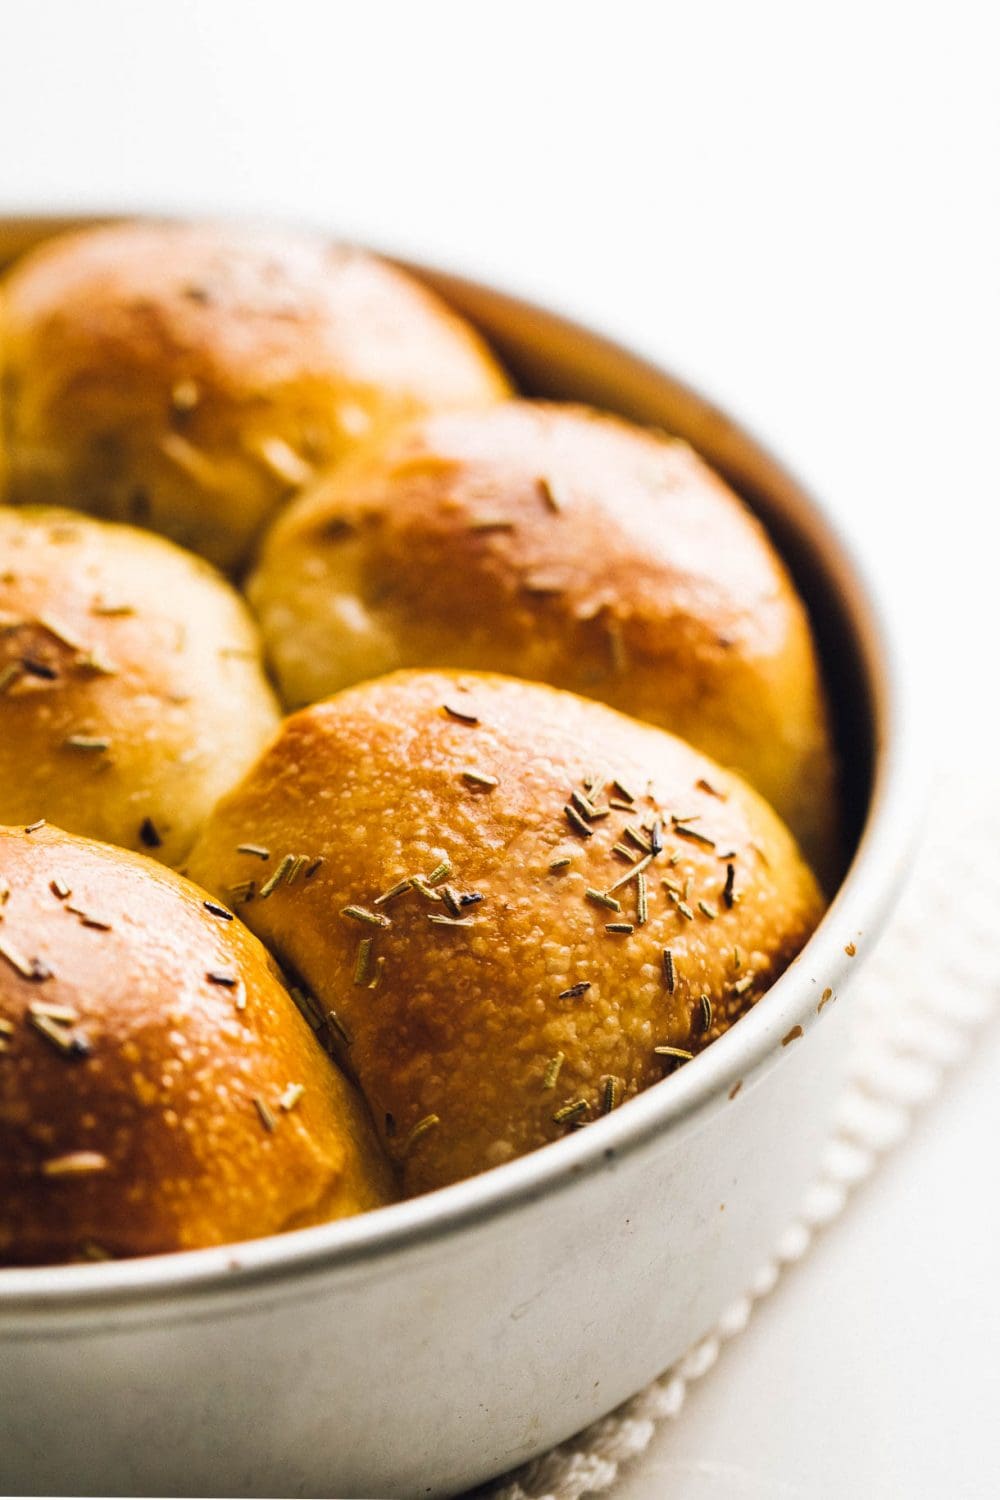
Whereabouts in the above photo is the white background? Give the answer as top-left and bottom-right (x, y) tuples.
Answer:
(1, 3), (997, 1495)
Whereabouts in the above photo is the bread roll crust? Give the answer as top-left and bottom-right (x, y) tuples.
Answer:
(247, 401), (838, 878)
(0, 507), (280, 864)
(0, 824), (394, 1264)
(188, 670), (824, 1198)
(0, 221), (511, 570)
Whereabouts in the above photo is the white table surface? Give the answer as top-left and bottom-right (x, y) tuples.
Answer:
(2, 4), (997, 1494)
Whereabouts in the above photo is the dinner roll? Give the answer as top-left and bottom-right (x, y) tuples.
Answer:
(187, 671), (825, 1198)
(247, 402), (838, 879)
(0, 824), (394, 1264)
(0, 221), (511, 571)
(0, 507), (280, 864)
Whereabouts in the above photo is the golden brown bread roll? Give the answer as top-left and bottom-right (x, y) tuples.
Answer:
(0, 506), (280, 864)
(246, 401), (838, 879)
(0, 823), (394, 1263)
(187, 670), (825, 1198)
(0, 221), (511, 571)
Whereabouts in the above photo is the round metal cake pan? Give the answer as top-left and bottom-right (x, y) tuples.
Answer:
(0, 216), (919, 1499)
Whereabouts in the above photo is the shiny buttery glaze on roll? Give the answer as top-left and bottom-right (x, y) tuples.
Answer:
(0, 507), (280, 865)
(247, 401), (838, 880)
(188, 670), (824, 1198)
(0, 221), (511, 570)
(0, 824), (394, 1263)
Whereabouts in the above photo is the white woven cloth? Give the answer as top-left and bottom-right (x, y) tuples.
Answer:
(482, 772), (991, 1500)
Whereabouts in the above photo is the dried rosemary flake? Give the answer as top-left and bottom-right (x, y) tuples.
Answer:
(564, 804), (594, 838)
(0, 935), (51, 980)
(79, 1240), (113, 1261)
(49, 877), (71, 900)
(587, 804), (611, 820)
(612, 842), (634, 862)
(609, 798), (635, 812)
(469, 517), (515, 533)
(662, 948), (676, 992)
(30, 1013), (87, 1054)
(722, 863), (737, 909)
(601, 1076), (619, 1114)
(353, 937), (374, 986)
(253, 1096), (277, 1133)
(698, 901), (718, 921)
(42, 1151), (108, 1177)
(611, 779), (636, 803)
(673, 823), (716, 849)
(427, 858), (452, 886)
(304, 857), (325, 879)
(733, 975), (754, 996)
(289, 986), (324, 1030)
(443, 703), (479, 726)
(38, 614), (89, 652)
(460, 891), (485, 907)
(695, 995), (714, 1035)
(279, 1083), (305, 1112)
(552, 1098), (588, 1125)
(542, 1051), (565, 1090)
(404, 1114), (440, 1154)
(75, 650), (118, 676)
(325, 1008), (353, 1049)
(286, 855), (311, 886)
(138, 817), (161, 849)
(344, 900), (389, 924)
(21, 658), (57, 680)
(537, 476), (563, 512)
(28, 1002), (78, 1024)
(733, 946), (743, 971)
(605, 922), (635, 934)
(654, 1045), (694, 1062)
(66, 904), (112, 931)
(548, 856), (573, 871)
(461, 768), (499, 788)
(586, 887), (621, 913)
(696, 777), (727, 799)
(570, 788), (598, 820)
(375, 878), (412, 906)
(606, 619), (628, 674)
(427, 915), (475, 928)
(91, 602), (135, 617)
(237, 843), (271, 861)
(227, 880), (256, 904)
(368, 956), (386, 989)
(636, 872), (649, 926)
(439, 885), (463, 918)
(203, 900), (234, 921)
(206, 970), (237, 988)
(623, 824), (653, 854)
(558, 981), (592, 1000)
(605, 853), (654, 894)
(64, 735), (110, 752)
(649, 820), (663, 856)
(410, 877), (441, 902)
(259, 854), (296, 899)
